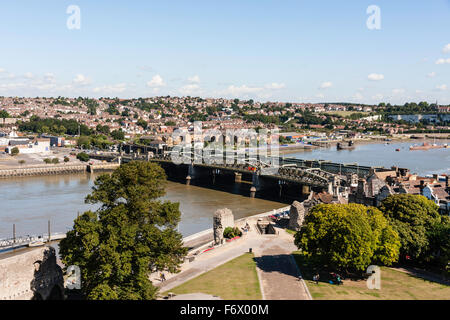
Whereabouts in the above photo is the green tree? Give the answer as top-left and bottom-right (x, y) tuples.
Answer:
(379, 194), (441, 260)
(77, 136), (91, 149)
(223, 227), (242, 239)
(59, 161), (187, 300)
(10, 147), (19, 156)
(76, 152), (90, 162)
(137, 118), (148, 130)
(422, 216), (450, 273)
(295, 203), (400, 273)
(111, 129), (125, 141)
(0, 110), (11, 118)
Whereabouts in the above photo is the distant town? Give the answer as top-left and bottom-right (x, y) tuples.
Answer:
(0, 96), (449, 153)
(1, 95), (449, 302)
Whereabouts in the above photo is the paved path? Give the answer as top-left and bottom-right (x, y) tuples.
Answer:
(155, 226), (311, 300)
(253, 239), (310, 300)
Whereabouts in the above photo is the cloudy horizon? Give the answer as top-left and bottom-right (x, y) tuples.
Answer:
(0, 1), (449, 105)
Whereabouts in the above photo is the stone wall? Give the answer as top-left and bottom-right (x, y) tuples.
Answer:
(288, 201), (306, 231)
(213, 208), (234, 245)
(0, 246), (64, 300)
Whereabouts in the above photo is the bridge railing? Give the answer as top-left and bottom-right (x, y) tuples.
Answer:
(0, 232), (67, 251)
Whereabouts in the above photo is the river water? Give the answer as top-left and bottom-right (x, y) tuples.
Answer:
(1, 140), (449, 240)
(0, 174), (286, 239)
(285, 139), (450, 176)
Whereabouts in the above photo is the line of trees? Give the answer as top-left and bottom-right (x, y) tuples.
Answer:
(18, 116), (91, 136)
(295, 195), (449, 276)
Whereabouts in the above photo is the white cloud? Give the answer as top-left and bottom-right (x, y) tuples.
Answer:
(138, 65), (154, 72)
(372, 93), (384, 101)
(265, 82), (285, 89)
(93, 83), (127, 94)
(24, 72), (34, 79)
(44, 73), (56, 83)
(32, 83), (57, 91)
(73, 74), (91, 86)
(352, 92), (364, 101)
(427, 72), (436, 78)
(147, 74), (166, 87)
(436, 58), (450, 64)
(0, 69), (13, 80)
(315, 93), (325, 99)
(187, 75), (200, 84)
(443, 44), (450, 54)
(368, 73), (384, 81)
(0, 82), (26, 90)
(436, 84), (447, 91)
(392, 88), (405, 95)
(319, 81), (333, 89)
(179, 84), (201, 95)
(224, 85), (262, 96)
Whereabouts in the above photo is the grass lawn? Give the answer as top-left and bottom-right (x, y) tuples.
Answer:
(163, 253), (262, 300)
(321, 111), (368, 117)
(285, 229), (297, 236)
(292, 251), (450, 300)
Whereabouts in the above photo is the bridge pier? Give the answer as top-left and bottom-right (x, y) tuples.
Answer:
(252, 173), (260, 189)
(186, 175), (191, 185)
(302, 185), (310, 196)
(250, 186), (257, 198)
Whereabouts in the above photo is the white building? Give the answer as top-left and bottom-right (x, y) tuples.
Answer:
(6, 138), (51, 154)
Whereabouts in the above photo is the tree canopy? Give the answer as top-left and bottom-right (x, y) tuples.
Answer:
(378, 194), (441, 260)
(59, 161), (187, 300)
(295, 203), (400, 273)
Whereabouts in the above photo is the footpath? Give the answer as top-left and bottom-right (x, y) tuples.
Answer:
(154, 226), (311, 300)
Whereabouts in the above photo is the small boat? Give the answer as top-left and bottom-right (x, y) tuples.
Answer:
(337, 141), (355, 150)
(409, 142), (448, 151)
(395, 149), (400, 152)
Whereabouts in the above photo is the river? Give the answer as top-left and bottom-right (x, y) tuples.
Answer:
(285, 139), (450, 176)
(0, 173), (286, 239)
(1, 139), (449, 240)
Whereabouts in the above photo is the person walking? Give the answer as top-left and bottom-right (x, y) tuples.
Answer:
(313, 273), (320, 284)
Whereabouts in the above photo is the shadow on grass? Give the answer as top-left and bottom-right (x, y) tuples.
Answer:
(390, 267), (450, 286)
(291, 252), (368, 285)
(253, 254), (299, 278)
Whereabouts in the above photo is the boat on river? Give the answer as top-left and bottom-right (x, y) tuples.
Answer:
(409, 142), (448, 150)
(337, 140), (355, 150)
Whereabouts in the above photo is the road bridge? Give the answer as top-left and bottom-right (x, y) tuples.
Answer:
(88, 151), (345, 199)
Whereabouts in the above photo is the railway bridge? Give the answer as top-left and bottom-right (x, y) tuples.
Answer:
(90, 151), (345, 199)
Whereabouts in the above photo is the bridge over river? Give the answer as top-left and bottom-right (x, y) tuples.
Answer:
(87, 151), (381, 199)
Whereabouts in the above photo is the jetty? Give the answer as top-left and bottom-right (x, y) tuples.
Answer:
(0, 163), (119, 178)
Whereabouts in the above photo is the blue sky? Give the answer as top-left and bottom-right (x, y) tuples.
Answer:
(0, 0), (449, 104)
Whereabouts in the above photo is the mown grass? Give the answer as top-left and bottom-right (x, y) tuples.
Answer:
(164, 253), (262, 300)
(292, 251), (450, 300)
